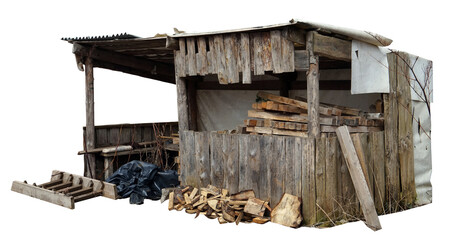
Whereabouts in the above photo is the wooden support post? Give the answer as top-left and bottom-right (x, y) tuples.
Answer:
(187, 79), (198, 131)
(175, 76), (189, 132)
(104, 157), (114, 180)
(84, 58), (96, 179)
(336, 126), (382, 231)
(306, 31), (320, 138)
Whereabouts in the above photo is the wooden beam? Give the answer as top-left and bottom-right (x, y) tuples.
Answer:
(73, 43), (175, 83)
(335, 126), (382, 231)
(196, 79), (350, 91)
(84, 58), (96, 179)
(187, 79), (198, 131)
(306, 31), (320, 138)
(313, 32), (351, 62)
(175, 76), (189, 132)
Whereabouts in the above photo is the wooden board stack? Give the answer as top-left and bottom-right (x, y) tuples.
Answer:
(244, 92), (384, 137)
(166, 185), (273, 225)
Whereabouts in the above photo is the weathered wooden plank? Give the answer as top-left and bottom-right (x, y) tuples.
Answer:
(214, 35), (228, 84)
(11, 181), (75, 209)
(176, 39), (186, 77)
(285, 137), (295, 196)
(281, 28), (295, 72)
(313, 32), (351, 62)
(246, 126), (308, 138)
(384, 53), (400, 213)
(351, 134), (371, 195)
(175, 76), (189, 132)
(301, 137), (316, 226)
(187, 79), (198, 131)
(195, 131), (210, 188)
(181, 131), (197, 186)
(96, 128), (108, 148)
(294, 50), (309, 71)
(186, 38), (197, 76)
(258, 136), (272, 202)
(321, 125), (383, 133)
(84, 58), (96, 179)
(120, 128), (131, 145)
(294, 137), (303, 199)
(369, 132), (385, 214)
(261, 32), (273, 72)
(240, 33), (252, 84)
(396, 52), (415, 207)
(224, 134), (239, 193)
(336, 126), (382, 231)
(248, 110), (335, 125)
(197, 37), (208, 76)
(104, 157), (114, 181)
(335, 137), (344, 219)
(306, 31), (320, 138)
(207, 36), (217, 74)
(238, 134), (250, 191)
(253, 32), (265, 75)
(286, 27), (306, 46)
(271, 136), (285, 208)
(210, 132), (225, 188)
(248, 135), (261, 199)
(270, 30), (283, 73)
(223, 34), (240, 84)
(316, 135), (327, 222)
(325, 136), (338, 219)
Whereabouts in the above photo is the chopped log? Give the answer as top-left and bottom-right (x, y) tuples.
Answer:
(270, 193), (302, 228)
(168, 192), (174, 210)
(244, 197), (266, 216)
(231, 189), (255, 200)
(252, 217), (271, 224)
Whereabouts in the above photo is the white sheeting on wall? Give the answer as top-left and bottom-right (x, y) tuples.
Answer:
(408, 54), (433, 103)
(412, 100), (432, 205)
(351, 40), (390, 94)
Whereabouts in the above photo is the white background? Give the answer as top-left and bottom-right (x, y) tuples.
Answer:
(1, 0), (448, 239)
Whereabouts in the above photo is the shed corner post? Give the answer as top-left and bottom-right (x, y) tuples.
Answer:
(84, 57), (96, 179)
(306, 31), (320, 138)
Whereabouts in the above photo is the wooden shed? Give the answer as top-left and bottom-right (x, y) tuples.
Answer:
(65, 19), (433, 226)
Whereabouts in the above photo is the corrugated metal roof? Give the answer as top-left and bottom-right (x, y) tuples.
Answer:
(61, 33), (139, 43)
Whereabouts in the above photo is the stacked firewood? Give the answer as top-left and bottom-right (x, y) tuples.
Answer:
(166, 185), (272, 224)
(244, 91), (384, 137)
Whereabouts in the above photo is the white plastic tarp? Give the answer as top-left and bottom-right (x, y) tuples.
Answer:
(408, 54), (433, 103)
(351, 40), (390, 94)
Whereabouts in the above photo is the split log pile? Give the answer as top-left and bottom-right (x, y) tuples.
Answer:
(244, 91), (384, 137)
(166, 185), (272, 225)
(164, 185), (303, 228)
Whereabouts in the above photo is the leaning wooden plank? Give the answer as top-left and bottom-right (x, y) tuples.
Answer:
(11, 181), (75, 209)
(248, 110), (335, 125)
(240, 33), (252, 84)
(351, 134), (372, 193)
(247, 126), (308, 138)
(335, 126), (382, 231)
(320, 125), (383, 133)
(270, 193), (302, 228)
(257, 91), (338, 116)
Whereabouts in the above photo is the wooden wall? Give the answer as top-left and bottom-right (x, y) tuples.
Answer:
(179, 130), (390, 225)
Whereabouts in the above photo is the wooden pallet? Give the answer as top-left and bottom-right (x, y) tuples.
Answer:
(11, 170), (117, 209)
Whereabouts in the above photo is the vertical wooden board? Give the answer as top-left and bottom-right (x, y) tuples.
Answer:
(271, 136), (285, 208)
(238, 134), (250, 191)
(181, 131), (197, 187)
(315, 135), (327, 222)
(176, 76), (189, 132)
(224, 134), (239, 193)
(96, 128), (108, 147)
(253, 32), (265, 75)
(351, 133), (372, 199)
(186, 37), (197, 76)
(258, 135), (272, 202)
(240, 33), (251, 84)
(325, 136), (338, 219)
(294, 137), (303, 198)
(223, 34), (240, 84)
(197, 37), (208, 75)
(384, 53), (400, 213)
(301, 137), (316, 225)
(370, 131), (386, 214)
(179, 130), (187, 185)
(210, 132), (224, 188)
(120, 128), (131, 145)
(281, 28), (295, 72)
(335, 137), (344, 219)
(213, 35), (228, 84)
(132, 126), (142, 144)
(261, 31), (273, 72)
(207, 36), (217, 74)
(306, 31), (320, 138)
(108, 128), (120, 146)
(177, 39), (186, 77)
(248, 135), (261, 199)
(396, 53), (415, 207)
(195, 131), (210, 188)
(142, 126), (153, 142)
(284, 137), (295, 196)
(270, 30), (283, 73)
(361, 133), (374, 201)
(340, 143), (359, 218)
